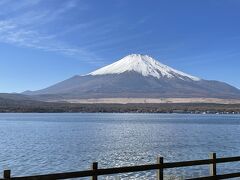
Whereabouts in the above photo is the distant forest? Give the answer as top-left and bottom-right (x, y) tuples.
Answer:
(0, 97), (240, 113)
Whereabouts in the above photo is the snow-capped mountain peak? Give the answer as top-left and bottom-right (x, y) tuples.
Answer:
(25, 54), (240, 99)
(88, 54), (201, 81)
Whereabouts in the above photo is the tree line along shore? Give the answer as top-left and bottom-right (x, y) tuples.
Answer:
(0, 98), (240, 113)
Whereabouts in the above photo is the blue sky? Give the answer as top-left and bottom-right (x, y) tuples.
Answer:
(0, 0), (240, 93)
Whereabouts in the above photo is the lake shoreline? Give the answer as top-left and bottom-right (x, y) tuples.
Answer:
(1, 102), (240, 114)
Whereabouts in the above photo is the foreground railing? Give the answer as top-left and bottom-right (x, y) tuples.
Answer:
(1, 153), (240, 180)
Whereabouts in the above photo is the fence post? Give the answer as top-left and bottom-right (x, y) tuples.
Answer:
(157, 157), (164, 180)
(3, 170), (11, 179)
(209, 153), (217, 177)
(92, 162), (98, 180)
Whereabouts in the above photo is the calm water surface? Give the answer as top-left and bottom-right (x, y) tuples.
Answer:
(0, 113), (240, 179)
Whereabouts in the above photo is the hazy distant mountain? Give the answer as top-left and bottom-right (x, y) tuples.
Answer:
(24, 54), (240, 100)
(0, 93), (43, 106)
(0, 93), (33, 101)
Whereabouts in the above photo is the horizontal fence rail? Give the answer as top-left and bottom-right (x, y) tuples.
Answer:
(1, 153), (240, 180)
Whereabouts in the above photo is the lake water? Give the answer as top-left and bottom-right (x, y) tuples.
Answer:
(0, 113), (240, 179)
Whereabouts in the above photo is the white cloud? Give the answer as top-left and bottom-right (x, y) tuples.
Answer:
(0, 0), (102, 64)
(0, 0), (150, 65)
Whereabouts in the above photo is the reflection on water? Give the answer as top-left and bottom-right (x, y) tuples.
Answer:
(0, 113), (240, 179)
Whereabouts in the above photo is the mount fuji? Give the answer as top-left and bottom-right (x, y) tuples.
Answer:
(24, 54), (240, 101)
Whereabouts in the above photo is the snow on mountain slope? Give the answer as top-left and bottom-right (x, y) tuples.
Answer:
(23, 54), (240, 100)
(88, 54), (201, 81)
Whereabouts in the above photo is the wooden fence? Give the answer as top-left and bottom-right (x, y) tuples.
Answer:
(1, 153), (240, 180)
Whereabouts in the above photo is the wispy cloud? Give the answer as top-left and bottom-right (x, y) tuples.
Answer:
(0, 0), (103, 64)
(0, 20), (101, 63)
(0, 0), (155, 65)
